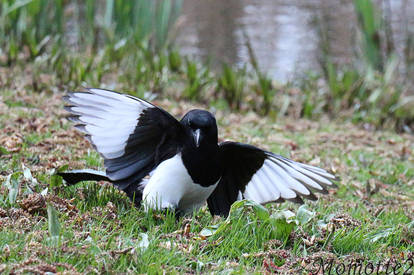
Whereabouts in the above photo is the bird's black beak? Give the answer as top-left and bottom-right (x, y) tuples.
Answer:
(193, 129), (201, 147)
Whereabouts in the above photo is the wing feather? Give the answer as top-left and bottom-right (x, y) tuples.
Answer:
(207, 142), (337, 216)
(63, 88), (184, 192)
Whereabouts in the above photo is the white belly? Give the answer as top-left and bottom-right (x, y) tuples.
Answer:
(142, 154), (218, 214)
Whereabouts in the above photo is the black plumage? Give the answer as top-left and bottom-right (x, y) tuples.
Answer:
(59, 88), (337, 216)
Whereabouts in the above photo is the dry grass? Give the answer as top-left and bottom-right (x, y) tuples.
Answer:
(0, 82), (413, 273)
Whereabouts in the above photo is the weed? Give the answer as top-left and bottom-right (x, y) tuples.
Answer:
(0, 88), (413, 272)
(217, 64), (246, 110)
(183, 59), (211, 100)
(244, 32), (276, 115)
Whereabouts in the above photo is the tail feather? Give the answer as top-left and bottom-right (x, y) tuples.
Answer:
(58, 169), (110, 185)
(58, 169), (146, 207)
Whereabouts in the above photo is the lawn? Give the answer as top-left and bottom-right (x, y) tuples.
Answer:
(0, 1), (413, 273)
(0, 87), (413, 274)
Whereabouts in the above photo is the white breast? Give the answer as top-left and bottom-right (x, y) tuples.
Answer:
(142, 154), (218, 214)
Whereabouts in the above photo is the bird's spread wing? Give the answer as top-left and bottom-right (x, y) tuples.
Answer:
(63, 88), (184, 191)
(207, 141), (337, 216)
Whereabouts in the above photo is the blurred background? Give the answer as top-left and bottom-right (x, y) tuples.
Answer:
(1, 0), (413, 131)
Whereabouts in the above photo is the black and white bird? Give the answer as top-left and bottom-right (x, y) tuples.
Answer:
(59, 88), (337, 216)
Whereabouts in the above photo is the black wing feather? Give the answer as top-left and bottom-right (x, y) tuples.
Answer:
(208, 142), (336, 217)
(207, 142), (265, 216)
(63, 88), (184, 200)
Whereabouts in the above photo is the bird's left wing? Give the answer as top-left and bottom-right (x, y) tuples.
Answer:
(63, 88), (184, 192)
(207, 142), (337, 216)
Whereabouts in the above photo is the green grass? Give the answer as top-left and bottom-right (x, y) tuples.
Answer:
(0, 90), (413, 273)
(2, 1), (414, 130)
(0, 1), (413, 273)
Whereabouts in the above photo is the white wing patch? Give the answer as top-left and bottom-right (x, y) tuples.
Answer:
(243, 154), (335, 204)
(65, 88), (152, 159)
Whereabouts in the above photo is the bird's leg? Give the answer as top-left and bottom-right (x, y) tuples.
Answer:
(155, 207), (182, 222)
(174, 209), (184, 221)
(124, 184), (145, 207)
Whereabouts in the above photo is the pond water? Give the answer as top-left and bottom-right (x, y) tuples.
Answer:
(176, 0), (414, 82)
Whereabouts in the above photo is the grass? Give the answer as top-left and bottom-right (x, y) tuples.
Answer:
(0, 89), (413, 273)
(0, 0), (182, 61)
(0, 0), (413, 273)
(1, 1), (413, 132)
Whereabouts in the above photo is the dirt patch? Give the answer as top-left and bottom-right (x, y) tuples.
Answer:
(19, 193), (46, 214)
(46, 195), (78, 217)
(330, 213), (361, 229)
(0, 207), (7, 217)
(5, 257), (80, 275)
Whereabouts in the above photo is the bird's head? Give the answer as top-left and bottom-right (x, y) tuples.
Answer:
(181, 109), (218, 148)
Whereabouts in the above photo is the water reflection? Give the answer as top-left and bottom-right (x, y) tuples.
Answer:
(176, 0), (414, 82)
(178, 0), (243, 66)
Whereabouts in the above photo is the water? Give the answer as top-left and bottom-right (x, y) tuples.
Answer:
(176, 0), (414, 82)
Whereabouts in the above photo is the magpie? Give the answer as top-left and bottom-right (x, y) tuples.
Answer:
(59, 88), (337, 217)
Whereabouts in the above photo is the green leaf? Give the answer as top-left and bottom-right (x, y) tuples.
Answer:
(49, 174), (62, 188)
(317, 219), (328, 230)
(4, 172), (21, 204)
(296, 205), (315, 225)
(269, 210), (297, 240)
(23, 165), (31, 180)
(4, 0), (33, 15)
(49, 164), (68, 187)
(270, 209), (296, 222)
(40, 187), (48, 196)
(368, 228), (394, 243)
(229, 200), (269, 220)
(137, 233), (149, 250)
(199, 224), (220, 238)
(0, 146), (10, 155)
(22, 164), (38, 186)
(47, 204), (61, 238)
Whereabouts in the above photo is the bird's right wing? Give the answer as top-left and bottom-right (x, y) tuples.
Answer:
(207, 142), (337, 216)
(63, 88), (184, 191)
